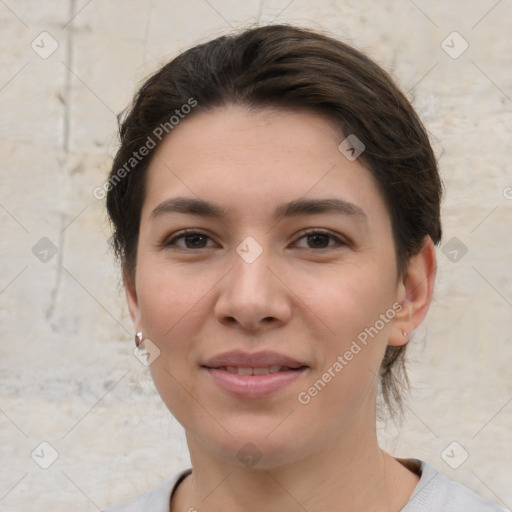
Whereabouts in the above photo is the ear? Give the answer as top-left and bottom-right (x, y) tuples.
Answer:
(123, 270), (141, 330)
(388, 236), (437, 347)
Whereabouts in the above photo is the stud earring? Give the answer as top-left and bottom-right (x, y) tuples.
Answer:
(402, 329), (408, 337)
(135, 332), (143, 347)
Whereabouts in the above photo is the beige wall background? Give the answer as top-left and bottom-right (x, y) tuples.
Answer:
(1, 1), (511, 510)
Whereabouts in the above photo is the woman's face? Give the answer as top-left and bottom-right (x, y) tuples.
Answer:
(126, 105), (411, 468)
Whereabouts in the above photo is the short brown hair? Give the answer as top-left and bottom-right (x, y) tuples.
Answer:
(106, 23), (442, 414)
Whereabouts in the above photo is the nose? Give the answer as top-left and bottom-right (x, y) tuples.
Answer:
(214, 242), (292, 332)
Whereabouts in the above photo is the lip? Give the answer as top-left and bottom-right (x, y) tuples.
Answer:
(201, 350), (309, 399)
(202, 350), (306, 369)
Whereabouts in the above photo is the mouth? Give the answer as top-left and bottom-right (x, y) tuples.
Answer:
(209, 365), (307, 376)
(200, 351), (309, 398)
(202, 349), (307, 370)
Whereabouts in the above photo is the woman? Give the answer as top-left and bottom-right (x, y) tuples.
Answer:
(102, 24), (507, 512)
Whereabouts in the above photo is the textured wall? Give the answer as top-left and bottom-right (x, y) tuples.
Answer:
(0, 1), (511, 510)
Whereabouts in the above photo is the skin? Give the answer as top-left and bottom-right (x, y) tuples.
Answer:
(125, 105), (437, 512)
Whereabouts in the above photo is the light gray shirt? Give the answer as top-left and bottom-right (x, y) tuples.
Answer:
(102, 459), (509, 511)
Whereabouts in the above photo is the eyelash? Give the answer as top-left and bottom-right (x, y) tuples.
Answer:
(163, 229), (347, 251)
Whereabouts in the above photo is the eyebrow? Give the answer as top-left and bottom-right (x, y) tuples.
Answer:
(150, 196), (367, 222)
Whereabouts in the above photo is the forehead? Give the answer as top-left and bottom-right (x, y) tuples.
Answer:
(141, 105), (389, 227)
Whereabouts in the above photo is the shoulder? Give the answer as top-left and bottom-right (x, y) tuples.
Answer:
(402, 459), (509, 512)
(101, 469), (191, 512)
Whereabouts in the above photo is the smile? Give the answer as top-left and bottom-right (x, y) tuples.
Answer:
(218, 366), (303, 375)
(203, 366), (308, 398)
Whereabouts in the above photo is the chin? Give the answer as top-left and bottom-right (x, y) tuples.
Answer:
(192, 422), (313, 471)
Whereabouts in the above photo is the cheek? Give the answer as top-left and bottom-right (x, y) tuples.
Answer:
(296, 297), (393, 430)
(136, 258), (211, 337)
(303, 265), (397, 395)
(134, 262), (213, 417)
(309, 262), (397, 342)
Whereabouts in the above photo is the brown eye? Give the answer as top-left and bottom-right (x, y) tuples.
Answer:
(294, 230), (345, 250)
(164, 231), (214, 249)
(306, 233), (331, 249)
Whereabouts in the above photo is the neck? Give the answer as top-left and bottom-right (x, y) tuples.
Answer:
(172, 422), (419, 512)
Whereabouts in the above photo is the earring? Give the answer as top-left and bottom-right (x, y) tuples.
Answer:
(402, 329), (408, 337)
(135, 332), (143, 347)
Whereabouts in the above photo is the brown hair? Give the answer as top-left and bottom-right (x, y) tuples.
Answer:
(106, 23), (442, 414)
